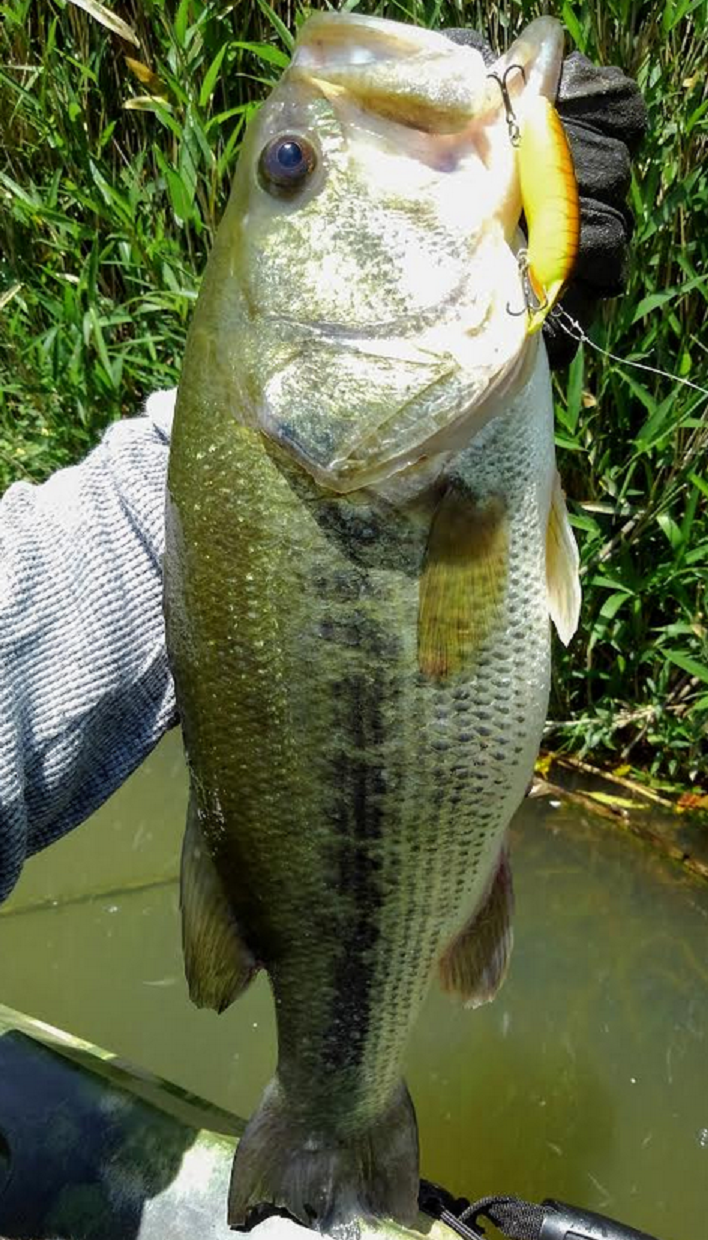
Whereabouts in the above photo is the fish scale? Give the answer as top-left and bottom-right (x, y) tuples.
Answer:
(335, 358), (554, 1100)
(172, 354), (543, 1056)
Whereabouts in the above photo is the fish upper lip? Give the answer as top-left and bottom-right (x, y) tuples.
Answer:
(291, 12), (460, 69)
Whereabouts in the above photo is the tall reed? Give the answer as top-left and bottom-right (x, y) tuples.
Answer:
(1, 0), (706, 786)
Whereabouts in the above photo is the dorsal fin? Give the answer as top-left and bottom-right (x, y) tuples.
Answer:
(546, 470), (581, 644)
(418, 487), (508, 679)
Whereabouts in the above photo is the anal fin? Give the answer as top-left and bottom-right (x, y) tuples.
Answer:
(438, 847), (514, 1009)
(181, 794), (256, 1013)
(418, 487), (508, 679)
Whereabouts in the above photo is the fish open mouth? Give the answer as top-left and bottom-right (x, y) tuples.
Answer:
(290, 12), (562, 135)
(290, 12), (492, 135)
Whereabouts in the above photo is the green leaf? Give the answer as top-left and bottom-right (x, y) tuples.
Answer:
(632, 289), (679, 320)
(689, 472), (708, 499)
(680, 484), (700, 546)
(231, 40), (290, 69)
(206, 103), (252, 136)
(556, 345), (583, 433)
(88, 160), (132, 223)
(0, 171), (39, 208)
(255, 0), (294, 52)
(554, 431), (583, 452)
(86, 306), (113, 380)
(568, 511), (601, 536)
(174, 0), (191, 49)
(632, 274), (708, 322)
(686, 99), (708, 138)
(656, 511), (683, 550)
(666, 652), (708, 684)
(560, 3), (586, 50)
(599, 592), (631, 621)
(590, 575), (635, 594)
(199, 44), (229, 109)
(663, 0), (706, 32)
(634, 392), (674, 450)
(154, 148), (193, 225)
(618, 370), (657, 415)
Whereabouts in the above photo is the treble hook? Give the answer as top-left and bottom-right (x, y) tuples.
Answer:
(506, 249), (548, 321)
(487, 63), (526, 147)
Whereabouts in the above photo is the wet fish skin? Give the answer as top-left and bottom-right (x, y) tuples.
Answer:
(164, 12), (578, 1233)
(165, 348), (557, 1229)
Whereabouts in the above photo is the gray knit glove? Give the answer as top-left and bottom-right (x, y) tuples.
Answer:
(0, 391), (177, 901)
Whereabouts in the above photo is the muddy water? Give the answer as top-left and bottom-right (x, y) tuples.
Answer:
(0, 731), (706, 1240)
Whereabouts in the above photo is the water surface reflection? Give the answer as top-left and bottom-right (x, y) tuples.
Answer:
(0, 732), (705, 1239)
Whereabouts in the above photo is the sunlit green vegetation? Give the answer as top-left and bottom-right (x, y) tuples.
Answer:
(1, 0), (706, 786)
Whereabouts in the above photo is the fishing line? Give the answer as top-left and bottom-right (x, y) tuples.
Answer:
(553, 306), (708, 404)
(490, 64), (704, 401)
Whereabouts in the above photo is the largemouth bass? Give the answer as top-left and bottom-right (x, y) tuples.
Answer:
(164, 12), (581, 1232)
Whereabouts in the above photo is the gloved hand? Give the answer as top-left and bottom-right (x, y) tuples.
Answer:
(443, 29), (648, 368)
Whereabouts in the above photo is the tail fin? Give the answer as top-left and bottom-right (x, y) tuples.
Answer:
(228, 1077), (419, 1233)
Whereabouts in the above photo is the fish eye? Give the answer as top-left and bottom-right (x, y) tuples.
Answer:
(258, 134), (317, 198)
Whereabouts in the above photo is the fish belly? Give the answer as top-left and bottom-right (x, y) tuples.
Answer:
(164, 344), (555, 1226)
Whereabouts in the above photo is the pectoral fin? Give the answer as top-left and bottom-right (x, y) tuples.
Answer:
(181, 795), (256, 1013)
(438, 847), (514, 1009)
(418, 488), (508, 679)
(546, 470), (581, 645)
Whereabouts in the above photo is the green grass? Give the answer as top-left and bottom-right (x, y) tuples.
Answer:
(1, 0), (706, 787)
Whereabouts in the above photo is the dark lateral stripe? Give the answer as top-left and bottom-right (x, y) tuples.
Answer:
(319, 654), (391, 1073)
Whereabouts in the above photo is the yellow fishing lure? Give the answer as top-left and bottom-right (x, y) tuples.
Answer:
(517, 94), (580, 334)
